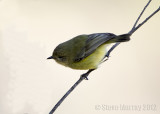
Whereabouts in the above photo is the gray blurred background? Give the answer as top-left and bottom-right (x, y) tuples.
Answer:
(0, 0), (160, 114)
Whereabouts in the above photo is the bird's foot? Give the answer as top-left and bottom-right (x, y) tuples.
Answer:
(80, 73), (89, 80)
(80, 69), (95, 80)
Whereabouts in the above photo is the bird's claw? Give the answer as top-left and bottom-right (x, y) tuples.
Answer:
(80, 73), (89, 80)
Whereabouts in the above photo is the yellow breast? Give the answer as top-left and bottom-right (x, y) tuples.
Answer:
(70, 44), (108, 70)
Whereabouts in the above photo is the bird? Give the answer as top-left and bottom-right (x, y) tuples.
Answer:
(47, 33), (130, 70)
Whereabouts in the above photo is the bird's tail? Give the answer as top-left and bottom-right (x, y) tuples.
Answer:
(110, 34), (130, 43)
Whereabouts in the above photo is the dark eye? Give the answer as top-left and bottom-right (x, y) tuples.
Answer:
(58, 56), (66, 61)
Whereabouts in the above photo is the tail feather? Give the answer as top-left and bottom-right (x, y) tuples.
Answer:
(110, 34), (130, 42)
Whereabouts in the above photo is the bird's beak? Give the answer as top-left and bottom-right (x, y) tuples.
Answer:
(47, 56), (54, 59)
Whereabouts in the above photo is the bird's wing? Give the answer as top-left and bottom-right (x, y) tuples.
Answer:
(74, 33), (116, 62)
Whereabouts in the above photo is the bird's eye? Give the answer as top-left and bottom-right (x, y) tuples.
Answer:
(58, 56), (66, 61)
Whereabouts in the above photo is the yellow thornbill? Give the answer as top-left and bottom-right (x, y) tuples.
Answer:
(47, 33), (130, 70)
